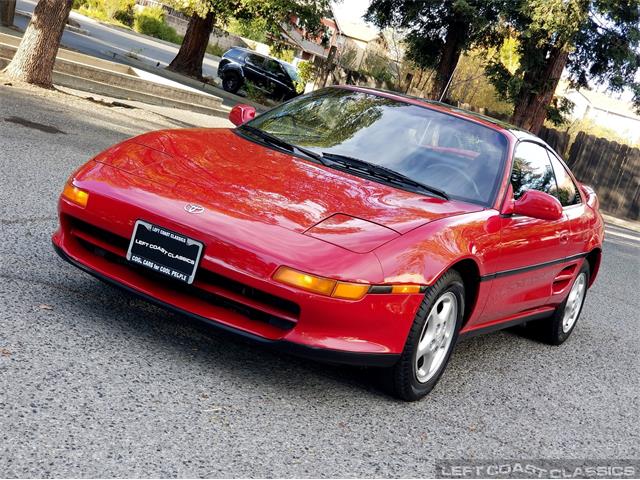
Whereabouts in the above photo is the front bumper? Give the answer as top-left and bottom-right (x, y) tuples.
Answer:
(53, 242), (400, 367)
(53, 188), (424, 365)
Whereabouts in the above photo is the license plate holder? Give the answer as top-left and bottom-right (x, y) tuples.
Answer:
(126, 220), (203, 284)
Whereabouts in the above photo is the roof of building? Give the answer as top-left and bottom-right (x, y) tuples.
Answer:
(281, 26), (328, 58)
(558, 82), (640, 121)
(333, 18), (379, 42)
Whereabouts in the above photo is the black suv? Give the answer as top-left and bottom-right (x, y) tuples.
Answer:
(217, 47), (300, 101)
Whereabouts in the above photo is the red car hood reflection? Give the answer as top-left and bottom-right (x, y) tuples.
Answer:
(95, 128), (483, 234)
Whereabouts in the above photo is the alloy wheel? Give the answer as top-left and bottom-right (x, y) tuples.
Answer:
(562, 272), (587, 333)
(415, 292), (458, 383)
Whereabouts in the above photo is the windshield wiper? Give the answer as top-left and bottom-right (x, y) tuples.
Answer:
(239, 125), (324, 164)
(321, 152), (449, 200)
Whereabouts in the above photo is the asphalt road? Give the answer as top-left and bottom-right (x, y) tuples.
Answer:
(14, 0), (221, 78)
(1, 84), (639, 478)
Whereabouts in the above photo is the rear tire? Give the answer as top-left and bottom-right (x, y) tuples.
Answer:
(533, 262), (590, 345)
(222, 72), (242, 94)
(387, 270), (465, 401)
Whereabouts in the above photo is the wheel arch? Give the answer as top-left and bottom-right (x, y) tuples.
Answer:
(585, 247), (602, 286)
(448, 258), (481, 326)
(221, 63), (244, 79)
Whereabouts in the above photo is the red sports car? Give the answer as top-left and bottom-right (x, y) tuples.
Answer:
(53, 86), (604, 400)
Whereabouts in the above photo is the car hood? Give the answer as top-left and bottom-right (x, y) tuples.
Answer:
(95, 128), (483, 237)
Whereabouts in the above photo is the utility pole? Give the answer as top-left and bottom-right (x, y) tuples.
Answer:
(0, 0), (17, 27)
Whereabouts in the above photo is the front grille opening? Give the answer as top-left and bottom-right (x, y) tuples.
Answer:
(66, 216), (299, 330)
(197, 269), (300, 318)
(69, 216), (129, 252)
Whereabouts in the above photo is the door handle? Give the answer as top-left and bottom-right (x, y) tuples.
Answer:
(560, 231), (569, 244)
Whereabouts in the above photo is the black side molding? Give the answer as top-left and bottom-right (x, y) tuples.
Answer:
(480, 252), (588, 282)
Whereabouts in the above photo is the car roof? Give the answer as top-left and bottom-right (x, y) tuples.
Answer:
(227, 47), (294, 69)
(334, 85), (533, 140)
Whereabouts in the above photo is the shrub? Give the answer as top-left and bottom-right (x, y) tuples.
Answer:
(133, 6), (183, 44)
(108, 0), (134, 26)
(75, 0), (134, 27)
(297, 60), (314, 85)
(244, 81), (268, 104)
(294, 60), (315, 93)
(206, 42), (224, 57)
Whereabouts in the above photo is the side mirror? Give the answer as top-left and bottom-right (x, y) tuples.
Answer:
(510, 190), (563, 221)
(229, 104), (256, 126)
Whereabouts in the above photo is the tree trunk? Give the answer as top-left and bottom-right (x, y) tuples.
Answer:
(429, 21), (468, 101)
(3, 0), (72, 87)
(167, 11), (214, 79)
(510, 46), (570, 134)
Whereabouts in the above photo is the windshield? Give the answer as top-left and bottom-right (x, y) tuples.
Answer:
(282, 62), (299, 82)
(245, 88), (508, 205)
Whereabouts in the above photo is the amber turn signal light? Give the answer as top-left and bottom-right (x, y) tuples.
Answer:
(273, 266), (336, 296)
(273, 267), (425, 300)
(62, 182), (89, 208)
(332, 282), (370, 300)
(273, 267), (370, 300)
(391, 284), (421, 294)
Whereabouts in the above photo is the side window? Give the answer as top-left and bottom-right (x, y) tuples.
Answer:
(547, 152), (581, 206)
(511, 142), (556, 199)
(246, 54), (264, 67)
(264, 59), (281, 74)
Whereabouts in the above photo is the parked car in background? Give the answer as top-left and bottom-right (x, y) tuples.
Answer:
(217, 47), (300, 101)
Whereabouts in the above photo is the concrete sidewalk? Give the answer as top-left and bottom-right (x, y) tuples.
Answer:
(11, 0), (269, 110)
(0, 28), (232, 118)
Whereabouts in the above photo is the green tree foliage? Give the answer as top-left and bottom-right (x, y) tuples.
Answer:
(486, 0), (640, 133)
(297, 59), (314, 84)
(365, 0), (505, 100)
(226, 16), (268, 42)
(362, 49), (393, 84)
(447, 47), (514, 117)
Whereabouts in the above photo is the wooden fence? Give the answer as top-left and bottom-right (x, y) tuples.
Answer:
(539, 127), (639, 221)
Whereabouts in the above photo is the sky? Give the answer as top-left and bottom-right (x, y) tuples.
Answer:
(331, 0), (373, 25)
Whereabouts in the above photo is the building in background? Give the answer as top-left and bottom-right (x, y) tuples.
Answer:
(284, 7), (382, 67)
(559, 82), (640, 144)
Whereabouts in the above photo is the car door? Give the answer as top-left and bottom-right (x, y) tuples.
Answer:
(545, 149), (593, 300)
(263, 59), (289, 98)
(546, 149), (588, 249)
(479, 141), (572, 321)
(244, 54), (267, 88)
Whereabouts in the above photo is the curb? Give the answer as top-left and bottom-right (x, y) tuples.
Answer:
(105, 49), (269, 113)
(603, 213), (640, 233)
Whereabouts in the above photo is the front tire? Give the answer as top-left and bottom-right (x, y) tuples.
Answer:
(388, 270), (465, 401)
(222, 72), (242, 94)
